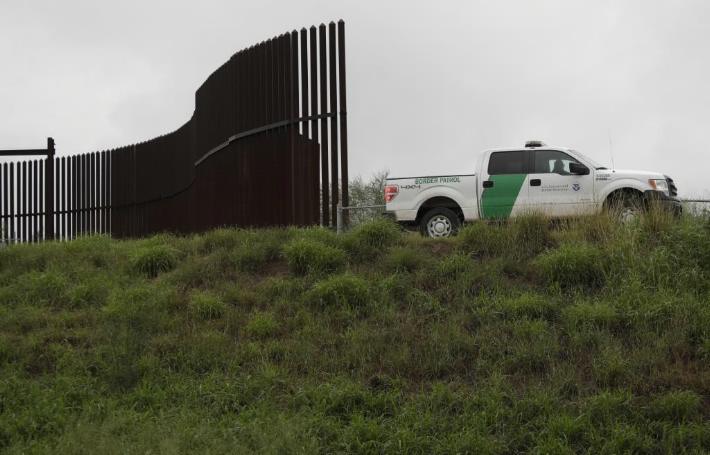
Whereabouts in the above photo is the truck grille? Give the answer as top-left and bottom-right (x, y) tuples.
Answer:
(664, 175), (678, 197)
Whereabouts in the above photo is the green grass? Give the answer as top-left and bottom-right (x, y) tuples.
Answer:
(1, 214), (710, 453)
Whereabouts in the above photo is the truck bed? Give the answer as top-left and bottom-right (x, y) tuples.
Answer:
(385, 174), (480, 222)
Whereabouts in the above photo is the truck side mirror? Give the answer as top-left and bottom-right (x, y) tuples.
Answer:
(569, 163), (589, 175)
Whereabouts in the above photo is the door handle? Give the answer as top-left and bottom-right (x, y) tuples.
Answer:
(530, 179), (541, 186)
(482, 180), (494, 188)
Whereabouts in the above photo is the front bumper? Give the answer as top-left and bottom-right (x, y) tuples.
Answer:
(643, 190), (682, 216)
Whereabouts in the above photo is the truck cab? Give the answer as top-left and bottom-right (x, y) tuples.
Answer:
(385, 141), (681, 237)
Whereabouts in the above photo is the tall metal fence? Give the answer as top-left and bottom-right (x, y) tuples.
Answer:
(1, 20), (349, 243)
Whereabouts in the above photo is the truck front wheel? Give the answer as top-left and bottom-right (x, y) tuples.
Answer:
(419, 207), (461, 238)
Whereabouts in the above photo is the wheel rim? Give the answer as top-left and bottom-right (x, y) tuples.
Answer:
(427, 215), (452, 238)
(619, 207), (639, 224)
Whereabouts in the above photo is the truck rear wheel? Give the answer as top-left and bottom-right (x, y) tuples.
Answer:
(419, 207), (461, 238)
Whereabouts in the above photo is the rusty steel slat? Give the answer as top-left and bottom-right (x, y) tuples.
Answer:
(81, 153), (87, 236)
(318, 23), (330, 226)
(290, 30), (298, 224)
(309, 26), (323, 224)
(76, 153), (82, 236)
(2, 163), (7, 242)
(25, 160), (34, 243)
(45, 138), (55, 240)
(264, 40), (271, 125)
(71, 155), (77, 239)
(39, 160), (44, 240)
(10, 163), (15, 242)
(257, 42), (265, 130)
(338, 20), (349, 225)
(328, 22), (339, 224)
(60, 157), (66, 240)
(106, 150), (111, 235)
(21, 161), (26, 242)
(32, 160), (40, 242)
(103, 150), (107, 234)
(300, 28), (308, 136)
(90, 152), (96, 234)
(87, 153), (92, 234)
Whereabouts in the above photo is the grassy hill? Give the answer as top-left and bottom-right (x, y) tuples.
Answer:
(1, 212), (709, 453)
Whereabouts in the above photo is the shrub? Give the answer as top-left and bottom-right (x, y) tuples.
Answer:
(457, 222), (509, 257)
(13, 270), (70, 307)
(647, 390), (701, 423)
(233, 241), (280, 273)
(189, 291), (227, 320)
(534, 242), (606, 289)
(429, 253), (473, 289)
(66, 276), (111, 308)
(304, 273), (370, 310)
(513, 214), (552, 257)
(343, 218), (400, 261)
(167, 254), (223, 289)
(584, 390), (633, 426)
(592, 345), (630, 387)
(384, 246), (427, 273)
(562, 302), (623, 331)
(245, 311), (279, 339)
(283, 239), (347, 276)
(495, 293), (559, 321)
(129, 245), (179, 278)
(199, 228), (244, 253)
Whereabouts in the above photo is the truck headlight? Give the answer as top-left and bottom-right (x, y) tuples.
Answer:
(648, 179), (669, 194)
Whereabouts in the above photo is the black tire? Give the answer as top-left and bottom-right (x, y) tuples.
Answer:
(419, 207), (461, 238)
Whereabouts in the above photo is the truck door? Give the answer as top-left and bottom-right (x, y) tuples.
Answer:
(479, 150), (530, 219)
(527, 150), (595, 216)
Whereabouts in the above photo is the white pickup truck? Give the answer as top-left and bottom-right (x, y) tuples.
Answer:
(384, 141), (681, 237)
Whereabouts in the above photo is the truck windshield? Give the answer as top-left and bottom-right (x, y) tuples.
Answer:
(571, 150), (608, 170)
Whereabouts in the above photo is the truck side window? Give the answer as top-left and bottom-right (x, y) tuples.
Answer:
(533, 150), (580, 175)
(488, 151), (526, 175)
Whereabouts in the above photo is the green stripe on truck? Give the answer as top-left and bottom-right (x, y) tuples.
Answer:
(481, 174), (527, 219)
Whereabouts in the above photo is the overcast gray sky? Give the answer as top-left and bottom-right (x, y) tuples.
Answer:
(2, 0), (709, 196)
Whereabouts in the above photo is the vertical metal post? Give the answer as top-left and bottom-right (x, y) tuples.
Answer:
(328, 22), (339, 227)
(338, 20), (350, 228)
(45, 137), (55, 240)
(318, 23), (330, 226)
(2, 164), (7, 243)
(9, 163), (14, 243)
(336, 203), (343, 234)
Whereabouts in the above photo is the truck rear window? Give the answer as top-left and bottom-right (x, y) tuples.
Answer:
(488, 151), (526, 175)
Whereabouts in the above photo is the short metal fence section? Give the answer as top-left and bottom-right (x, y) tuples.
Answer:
(1, 20), (349, 243)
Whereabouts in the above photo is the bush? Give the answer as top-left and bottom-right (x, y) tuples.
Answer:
(129, 245), (179, 278)
(433, 253), (472, 286)
(199, 228), (244, 253)
(562, 302), (622, 331)
(245, 311), (279, 339)
(495, 293), (559, 321)
(304, 273), (370, 310)
(343, 218), (400, 261)
(647, 390), (701, 423)
(513, 214), (552, 257)
(457, 222), (509, 257)
(233, 240), (281, 273)
(189, 291), (227, 320)
(283, 239), (347, 276)
(383, 246), (427, 273)
(66, 275), (111, 308)
(14, 270), (69, 307)
(534, 242), (606, 289)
